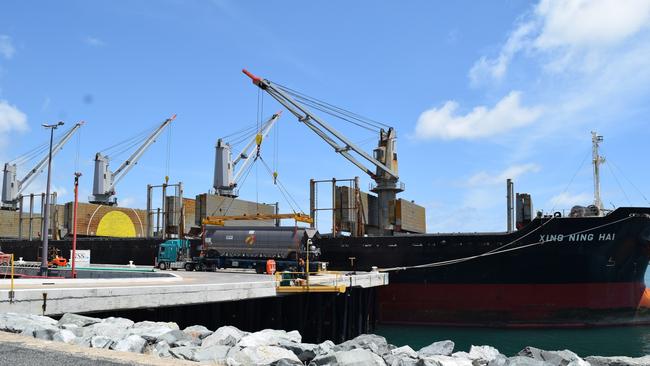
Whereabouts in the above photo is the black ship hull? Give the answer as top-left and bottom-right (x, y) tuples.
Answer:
(318, 207), (650, 326)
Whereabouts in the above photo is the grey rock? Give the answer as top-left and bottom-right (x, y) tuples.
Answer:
(310, 352), (339, 366)
(505, 356), (551, 366)
(419, 355), (473, 366)
(183, 324), (213, 340)
(392, 346), (419, 359)
(52, 329), (77, 344)
(0, 312), (57, 333)
(585, 356), (650, 366)
(169, 345), (200, 361)
(335, 348), (387, 366)
(227, 345), (302, 365)
(133, 320), (179, 331)
(469, 346), (503, 365)
(335, 334), (391, 355)
(150, 341), (172, 358)
(33, 327), (58, 341)
(286, 330), (302, 343)
(237, 329), (301, 348)
(112, 334), (147, 353)
(488, 354), (508, 366)
(129, 320), (179, 342)
(383, 353), (419, 366)
(60, 324), (84, 337)
(203, 325), (247, 347)
(518, 347), (588, 366)
(83, 322), (129, 340)
(19, 323), (59, 340)
(101, 317), (134, 328)
(194, 344), (231, 363)
(73, 336), (92, 348)
(419, 341), (455, 357)
(279, 339), (317, 362)
(159, 329), (193, 347)
(90, 335), (115, 349)
(315, 340), (336, 356)
(57, 313), (101, 328)
(83, 317), (133, 340)
(272, 358), (304, 366)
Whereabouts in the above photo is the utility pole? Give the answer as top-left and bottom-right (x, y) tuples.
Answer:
(40, 121), (64, 276)
(71, 172), (81, 278)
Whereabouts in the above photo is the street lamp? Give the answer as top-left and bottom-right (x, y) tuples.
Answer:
(39, 121), (64, 276)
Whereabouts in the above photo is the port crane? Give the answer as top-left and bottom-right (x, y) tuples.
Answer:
(213, 111), (282, 197)
(1, 122), (84, 210)
(89, 115), (176, 206)
(242, 69), (403, 233)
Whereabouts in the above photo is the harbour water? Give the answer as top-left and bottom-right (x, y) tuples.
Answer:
(376, 273), (650, 357)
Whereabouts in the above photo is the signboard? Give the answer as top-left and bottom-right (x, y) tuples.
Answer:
(70, 250), (91, 267)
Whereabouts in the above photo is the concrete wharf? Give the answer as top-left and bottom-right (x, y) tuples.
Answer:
(0, 268), (387, 315)
(0, 267), (388, 343)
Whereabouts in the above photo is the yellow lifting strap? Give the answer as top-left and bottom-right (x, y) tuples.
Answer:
(255, 133), (263, 146)
(202, 212), (314, 225)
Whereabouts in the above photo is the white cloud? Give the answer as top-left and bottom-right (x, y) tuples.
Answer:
(84, 36), (106, 47)
(469, 0), (650, 82)
(0, 100), (28, 134)
(535, 0), (650, 49)
(549, 191), (592, 207)
(414, 91), (542, 140)
(0, 35), (15, 59)
(467, 163), (541, 186)
(469, 22), (535, 85)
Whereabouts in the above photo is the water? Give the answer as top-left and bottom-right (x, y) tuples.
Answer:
(375, 273), (650, 357)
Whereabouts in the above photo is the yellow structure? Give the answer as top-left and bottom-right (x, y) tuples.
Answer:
(96, 211), (137, 237)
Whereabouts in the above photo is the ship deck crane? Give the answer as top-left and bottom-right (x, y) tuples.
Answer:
(89, 115), (176, 206)
(1, 122), (84, 210)
(242, 69), (403, 234)
(213, 111), (282, 197)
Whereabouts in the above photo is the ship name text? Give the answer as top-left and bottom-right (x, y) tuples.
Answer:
(539, 233), (616, 242)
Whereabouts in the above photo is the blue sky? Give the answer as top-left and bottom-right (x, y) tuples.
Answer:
(0, 0), (649, 232)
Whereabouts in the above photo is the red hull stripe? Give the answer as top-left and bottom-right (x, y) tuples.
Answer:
(378, 282), (650, 325)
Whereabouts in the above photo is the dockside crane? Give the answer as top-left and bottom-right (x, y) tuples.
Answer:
(213, 111), (282, 197)
(89, 115), (176, 206)
(1, 122), (84, 210)
(242, 69), (403, 234)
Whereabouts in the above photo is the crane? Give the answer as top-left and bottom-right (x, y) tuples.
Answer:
(1, 122), (84, 210)
(89, 115), (176, 206)
(213, 111), (282, 197)
(242, 69), (403, 234)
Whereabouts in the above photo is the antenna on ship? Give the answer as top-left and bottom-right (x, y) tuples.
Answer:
(591, 131), (605, 212)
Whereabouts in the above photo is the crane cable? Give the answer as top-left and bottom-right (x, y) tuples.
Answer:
(258, 155), (304, 214)
(380, 214), (637, 272)
(600, 148), (648, 206)
(275, 82), (391, 131)
(550, 149), (591, 212)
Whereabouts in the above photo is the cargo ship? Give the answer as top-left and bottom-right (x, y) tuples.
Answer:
(319, 133), (650, 327)
(319, 206), (650, 326)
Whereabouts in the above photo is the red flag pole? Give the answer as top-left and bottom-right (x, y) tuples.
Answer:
(71, 172), (81, 278)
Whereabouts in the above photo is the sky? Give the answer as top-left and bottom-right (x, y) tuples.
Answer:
(0, 0), (649, 233)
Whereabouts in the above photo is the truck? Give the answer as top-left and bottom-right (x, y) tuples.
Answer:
(155, 226), (323, 273)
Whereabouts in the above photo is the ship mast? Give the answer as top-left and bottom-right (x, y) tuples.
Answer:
(591, 131), (605, 211)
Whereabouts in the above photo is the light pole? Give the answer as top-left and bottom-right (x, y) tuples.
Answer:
(40, 121), (64, 276)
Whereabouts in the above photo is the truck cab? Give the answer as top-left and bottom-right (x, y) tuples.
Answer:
(156, 239), (189, 270)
